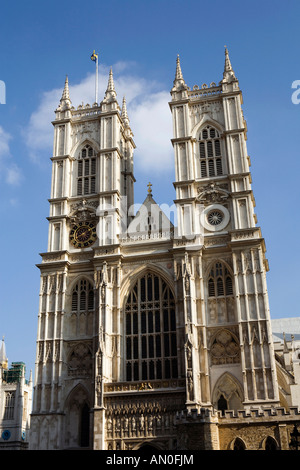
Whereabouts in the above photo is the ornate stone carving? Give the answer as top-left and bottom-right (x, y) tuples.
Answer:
(67, 342), (93, 377)
(69, 199), (98, 223)
(104, 393), (184, 447)
(196, 182), (230, 205)
(210, 329), (240, 365)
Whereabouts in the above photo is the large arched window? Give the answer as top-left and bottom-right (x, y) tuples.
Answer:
(199, 125), (223, 178)
(77, 145), (96, 196)
(125, 272), (178, 382)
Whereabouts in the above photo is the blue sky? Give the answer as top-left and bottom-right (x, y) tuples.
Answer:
(0, 0), (300, 377)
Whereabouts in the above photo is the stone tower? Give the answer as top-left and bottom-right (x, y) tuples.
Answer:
(169, 49), (279, 412)
(29, 51), (282, 451)
(0, 339), (33, 450)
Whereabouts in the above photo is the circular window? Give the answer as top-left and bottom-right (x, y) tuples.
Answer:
(200, 204), (230, 232)
(207, 210), (223, 226)
(2, 430), (11, 440)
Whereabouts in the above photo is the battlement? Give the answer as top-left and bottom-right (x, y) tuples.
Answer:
(176, 406), (300, 424)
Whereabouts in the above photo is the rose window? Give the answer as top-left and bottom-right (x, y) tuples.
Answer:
(207, 210), (223, 226)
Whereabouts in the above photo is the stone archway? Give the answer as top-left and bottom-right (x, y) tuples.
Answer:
(212, 372), (243, 414)
(64, 384), (91, 449)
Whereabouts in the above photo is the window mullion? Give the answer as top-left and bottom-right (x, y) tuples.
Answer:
(137, 278), (142, 381)
(159, 279), (165, 379)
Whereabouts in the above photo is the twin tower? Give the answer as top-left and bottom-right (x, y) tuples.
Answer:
(29, 50), (280, 450)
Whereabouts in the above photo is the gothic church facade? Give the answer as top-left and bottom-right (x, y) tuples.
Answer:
(29, 51), (300, 450)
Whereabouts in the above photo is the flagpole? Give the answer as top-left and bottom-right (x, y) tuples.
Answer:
(95, 53), (98, 104)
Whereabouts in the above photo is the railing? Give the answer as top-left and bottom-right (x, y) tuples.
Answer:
(104, 378), (186, 394)
(71, 105), (102, 119)
(120, 230), (174, 244)
(188, 85), (222, 100)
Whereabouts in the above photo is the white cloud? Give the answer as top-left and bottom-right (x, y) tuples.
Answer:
(6, 163), (23, 185)
(0, 126), (23, 186)
(129, 90), (173, 173)
(24, 88), (61, 164)
(0, 126), (11, 158)
(9, 198), (19, 207)
(24, 63), (174, 173)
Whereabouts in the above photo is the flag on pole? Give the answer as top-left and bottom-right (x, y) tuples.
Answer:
(91, 50), (98, 62)
(90, 50), (99, 104)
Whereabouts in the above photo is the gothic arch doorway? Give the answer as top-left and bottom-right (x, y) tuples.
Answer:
(64, 384), (91, 449)
(212, 372), (243, 414)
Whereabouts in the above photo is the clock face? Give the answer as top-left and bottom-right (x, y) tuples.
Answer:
(70, 222), (97, 248)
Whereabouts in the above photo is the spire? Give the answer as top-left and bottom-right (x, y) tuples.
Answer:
(107, 68), (115, 92)
(61, 75), (70, 101)
(171, 54), (188, 99)
(103, 67), (117, 102)
(57, 75), (72, 112)
(0, 336), (8, 369)
(121, 96), (130, 126)
(175, 54), (184, 81)
(222, 46), (237, 82)
(173, 54), (186, 87)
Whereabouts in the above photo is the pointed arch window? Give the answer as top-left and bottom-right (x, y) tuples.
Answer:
(71, 279), (94, 312)
(77, 145), (96, 196)
(198, 125), (223, 177)
(265, 436), (278, 451)
(3, 392), (15, 420)
(233, 438), (246, 450)
(208, 262), (234, 298)
(125, 272), (178, 382)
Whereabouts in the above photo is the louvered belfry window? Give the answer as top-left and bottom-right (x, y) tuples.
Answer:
(199, 125), (223, 177)
(71, 279), (94, 312)
(125, 273), (178, 382)
(77, 145), (96, 195)
(207, 262), (233, 298)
